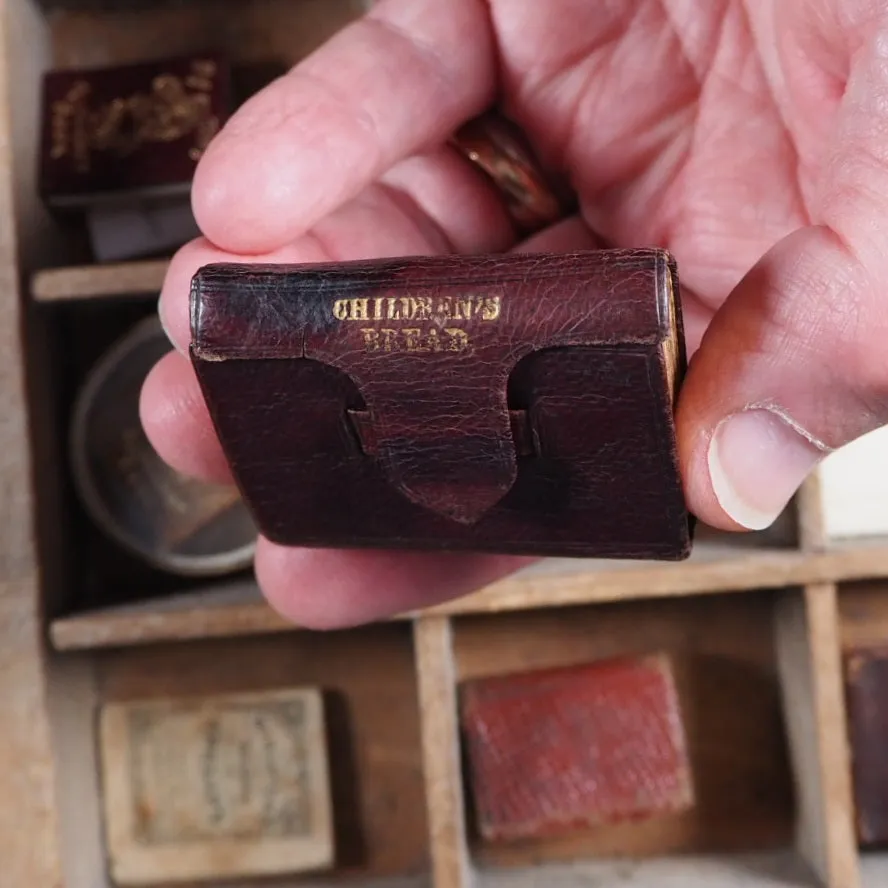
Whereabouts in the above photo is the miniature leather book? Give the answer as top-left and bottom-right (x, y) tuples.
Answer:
(844, 647), (888, 844)
(40, 54), (230, 208)
(189, 248), (693, 559)
(458, 654), (694, 842)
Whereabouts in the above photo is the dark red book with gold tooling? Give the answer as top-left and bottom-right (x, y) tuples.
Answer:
(39, 54), (230, 208)
(188, 248), (694, 560)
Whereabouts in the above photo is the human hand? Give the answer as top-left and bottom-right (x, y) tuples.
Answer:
(141, 0), (888, 627)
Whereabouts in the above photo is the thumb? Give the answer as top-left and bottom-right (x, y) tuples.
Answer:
(678, 30), (888, 531)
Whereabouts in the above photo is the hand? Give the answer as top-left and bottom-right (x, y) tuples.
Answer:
(141, 0), (888, 628)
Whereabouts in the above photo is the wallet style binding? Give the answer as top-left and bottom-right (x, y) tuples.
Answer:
(189, 248), (693, 560)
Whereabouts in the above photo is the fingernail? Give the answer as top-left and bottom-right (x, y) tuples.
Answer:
(708, 408), (825, 530)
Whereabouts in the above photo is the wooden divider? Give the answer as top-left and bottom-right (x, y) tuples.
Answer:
(0, 0), (67, 884)
(415, 615), (473, 888)
(775, 584), (859, 888)
(2, 0), (888, 885)
(775, 478), (860, 888)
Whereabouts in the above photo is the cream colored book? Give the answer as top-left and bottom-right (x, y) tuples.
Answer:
(818, 424), (888, 539)
(98, 687), (334, 885)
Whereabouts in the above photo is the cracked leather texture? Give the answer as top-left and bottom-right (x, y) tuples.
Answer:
(189, 248), (692, 559)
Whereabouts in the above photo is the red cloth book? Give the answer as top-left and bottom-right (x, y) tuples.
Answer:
(459, 654), (694, 842)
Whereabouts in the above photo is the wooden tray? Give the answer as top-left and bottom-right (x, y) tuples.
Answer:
(2, 1), (888, 886)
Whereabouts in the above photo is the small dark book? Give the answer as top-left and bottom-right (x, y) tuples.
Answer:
(845, 647), (888, 845)
(39, 54), (230, 261)
(188, 248), (693, 560)
(40, 54), (229, 208)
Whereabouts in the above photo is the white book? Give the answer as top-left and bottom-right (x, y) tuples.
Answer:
(86, 199), (200, 262)
(99, 687), (334, 884)
(818, 424), (888, 539)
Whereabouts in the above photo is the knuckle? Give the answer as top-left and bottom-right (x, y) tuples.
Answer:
(759, 227), (888, 422)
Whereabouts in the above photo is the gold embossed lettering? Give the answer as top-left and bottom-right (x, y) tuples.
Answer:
(411, 296), (432, 320)
(49, 59), (220, 173)
(355, 326), (473, 352)
(425, 327), (442, 352)
(445, 328), (470, 351)
(350, 299), (370, 321)
(391, 297), (410, 320)
(402, 328), (425, 352)
(480, 295), (501, 320)
(360, 328), (380, 350)
(451, 296), (473, 320)
(332, 292), (502, 324)
(433, 298), (453, 321)
(339, 287), (500, 356)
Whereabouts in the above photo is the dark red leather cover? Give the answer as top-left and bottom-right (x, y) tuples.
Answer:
(459, 655), (695, 842)
(189, 248), (692, 559)
(40, 54), (230, 207)
(845, 647), (888, 845)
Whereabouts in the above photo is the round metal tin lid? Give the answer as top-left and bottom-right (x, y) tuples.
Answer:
(70, 314), (257, 577)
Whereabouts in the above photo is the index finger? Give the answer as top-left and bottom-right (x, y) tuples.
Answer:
(193, 0), (497, 254)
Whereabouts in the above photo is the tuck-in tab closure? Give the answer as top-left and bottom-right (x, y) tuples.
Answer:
(312, 288), (521, 523)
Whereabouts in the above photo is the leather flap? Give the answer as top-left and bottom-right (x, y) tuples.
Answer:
(307, 290), (521, 523)
(190, 250), (677, 523)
